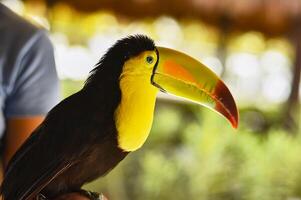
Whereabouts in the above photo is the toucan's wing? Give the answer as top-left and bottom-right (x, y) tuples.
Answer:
(2, 133), (65, 200)
(1, 91), (106, 200)
(24, 163), (73, 200)
(1, 123), (77, 200)
(24, 164), (73, 200)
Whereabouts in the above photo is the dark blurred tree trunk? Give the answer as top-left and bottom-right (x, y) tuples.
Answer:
(283, 19), (301, 133)
(217, 15), (230, 78)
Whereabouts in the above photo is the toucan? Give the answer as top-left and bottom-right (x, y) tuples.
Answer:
(0, 35), (238, 200)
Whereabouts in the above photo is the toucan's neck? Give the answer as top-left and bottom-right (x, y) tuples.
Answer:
(115, 75), (158, 152)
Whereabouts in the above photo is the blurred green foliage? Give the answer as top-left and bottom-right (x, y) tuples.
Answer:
(62, 80), (301, 200)
(60, 79), (84, 97)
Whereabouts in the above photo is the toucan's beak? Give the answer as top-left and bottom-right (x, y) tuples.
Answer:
(152, 47), (239, 128)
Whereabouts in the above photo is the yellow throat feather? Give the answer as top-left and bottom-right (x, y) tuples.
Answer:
(115, 51), (158, 152)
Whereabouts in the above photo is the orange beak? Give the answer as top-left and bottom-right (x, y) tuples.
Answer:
(152, 47), (239, 128)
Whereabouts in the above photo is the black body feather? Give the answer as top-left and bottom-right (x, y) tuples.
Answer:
(0, 35), (155, 200)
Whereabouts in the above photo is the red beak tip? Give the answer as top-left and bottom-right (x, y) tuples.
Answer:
(214, 80), (239, 130)
(232, 121), (238, 129)
(230, 113), (239, 129)
(226, 115), (237, 129)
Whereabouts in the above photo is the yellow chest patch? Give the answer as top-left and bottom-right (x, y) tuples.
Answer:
(115, 76), (158, 152)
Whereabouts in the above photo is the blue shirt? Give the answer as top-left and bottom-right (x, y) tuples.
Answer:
(0, 3), (60, 137)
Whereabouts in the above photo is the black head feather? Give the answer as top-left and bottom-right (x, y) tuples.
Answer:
(85, 35), (155, 88)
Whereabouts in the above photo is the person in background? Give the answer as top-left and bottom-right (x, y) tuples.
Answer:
(0, 3), (106, 200)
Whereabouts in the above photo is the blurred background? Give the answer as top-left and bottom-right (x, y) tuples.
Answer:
(2, 0), (301, 199)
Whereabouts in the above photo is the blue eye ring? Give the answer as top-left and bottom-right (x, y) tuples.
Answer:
(146, 56), (154, 64)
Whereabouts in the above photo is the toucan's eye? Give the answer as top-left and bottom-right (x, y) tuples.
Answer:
(146, 56), (154, 64)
